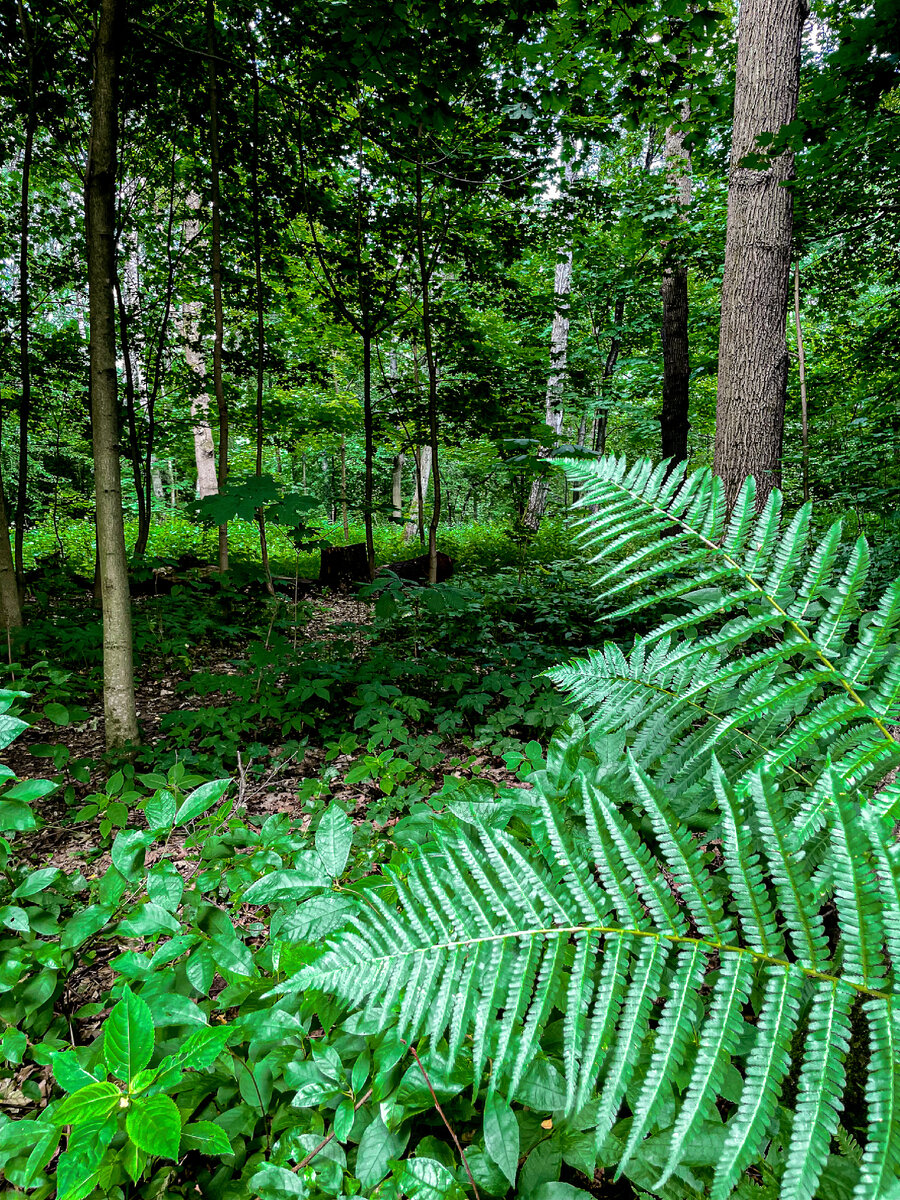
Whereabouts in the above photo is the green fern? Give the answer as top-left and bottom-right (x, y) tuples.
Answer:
(547, 457), (900, 819)
(276, 457), (900, 1198)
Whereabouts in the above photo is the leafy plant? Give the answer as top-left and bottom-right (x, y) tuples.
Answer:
(279, 457), (900, 1198)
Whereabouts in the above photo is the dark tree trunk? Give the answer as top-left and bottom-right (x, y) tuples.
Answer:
(86, 0), (138, 749)
(362, 333), (375, 579)
(660, 113), (691, 469)
(713, 0), (808, 509)
(208, 0), (229, 570)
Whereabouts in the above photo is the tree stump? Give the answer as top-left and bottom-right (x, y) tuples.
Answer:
(319, 543), (370, 590)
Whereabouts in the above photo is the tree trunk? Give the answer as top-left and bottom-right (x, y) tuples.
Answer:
(85, 0), (138, 750)
(121, 213), (165, 505)
(793, 261), (810, 503)
(181, 193), (218, 499)
(414, 157), (442, 584)
(14, 0), (36, 590)
(713, 0), (807, 509)
(208, 0), (228, 570)
(660, 108), (691, 468)
(524, 159), (576, 532)
(248, 32), (274, 596)
(0, 474), (23, 631)
(340, 437), (349, 543)
(391, 453), (404, 521)
(362, 333), (375, 578)
(403, 445), (432, 543)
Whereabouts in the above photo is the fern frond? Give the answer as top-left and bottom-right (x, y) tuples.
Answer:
(281, 752), (900, 1196)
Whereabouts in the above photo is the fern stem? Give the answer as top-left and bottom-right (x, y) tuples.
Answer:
(366, 924), (894, 1003)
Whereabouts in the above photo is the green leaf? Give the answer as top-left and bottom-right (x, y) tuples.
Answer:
(56, 1117), (116, 1200)
(12, 866), (60, 897)
(111, 829), (151, 880)
(401, 1156), (464, 1200)
(103, 986), (155, 1082)
(316, 805), (353, 877)
(43, 702), (69, 725)
(243, 857), (329, 904)
(356, 1115), (408, 1186)
(484, 1092), (519, 1185)
(60, 905), (113, 950)
(0, 800), (38, 830)
(179, 1119), (233, 1156)
(273, 893), (356, 941)
(54, 1081), (120, 1125)
(51, 1050), (99, 1094)
(0, 714), (29, 750)
(4, 778), (57, 801)
(144, 789), (176, 829)
(118, 901), (182, 937)
(249, 1162), (306, 1198)
(174, 778), (230, 825)
(125, 1093), (182, 1160)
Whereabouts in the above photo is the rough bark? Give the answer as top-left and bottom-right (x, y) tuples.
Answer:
(660, 109), (692, 468)
(713, 0), (808, 509)
(0, 475), (23, 630)
(207, 0), (228, 570)
(524, 159), (575, 531)
(85, 0), (138, 749)
(403, 446), (432, 543)
(181, 192), (218, 499)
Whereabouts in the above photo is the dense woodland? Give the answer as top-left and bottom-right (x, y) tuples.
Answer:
(1, 0), (900, 1197)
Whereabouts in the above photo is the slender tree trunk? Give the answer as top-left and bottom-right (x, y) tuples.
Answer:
(114, 271), (147, 542)
(414, 158), (442, 583)
(391, 453), (404, 520)
(248, 33), (274, 595)
(208, 0), (228, 570)
(86, 0), (138, 750)
(180, 194), (218, 499)
(14, 0), (36, 589)
(340, 437), (349, 544)
(713, 0), (808, 508)
(524, 159), (576, 531)
(120, 213), (165, 507)
(793, 261), (810, 503)
(660, 107), (692, 468)
(362, 332), (375, 578)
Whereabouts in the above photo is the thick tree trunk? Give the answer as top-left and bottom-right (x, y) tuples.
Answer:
(713, 0), (807, 509)
(660, 110), (691, 468)
(403, 446), (432, 543)
(524, 160), (575, 532)
(180, 194), (219, 500)
(207, 0), (229, 570)
(86, 0), (138, 749)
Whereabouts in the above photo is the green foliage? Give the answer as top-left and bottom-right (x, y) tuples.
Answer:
(280, 456), (900, 1198)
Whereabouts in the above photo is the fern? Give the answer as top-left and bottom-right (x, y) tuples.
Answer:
(276, 457), (900, 1198)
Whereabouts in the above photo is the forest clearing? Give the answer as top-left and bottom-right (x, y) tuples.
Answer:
(1, 0), (900, 1197)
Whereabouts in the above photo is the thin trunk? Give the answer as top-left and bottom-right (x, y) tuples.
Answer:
(391, 453), (404, 520)
(114, 271), (148, 542)
(340, 437), (349, 543)
(793, 261), (810, 503)
(181, 192), (218, 498)
(208, 0), (228, 570)
(403, 446), (432, 543)
(414, 157), (441, 583)
(660, 107), (692, 469)
(524, 158), (576, 531)
(362, 333), (375, 578)
(248, 32), (274, 596)
(713, 0), (808, 509)
(86, 0), (138, 749)
(121, 212), (165, 510)
(14, 0), (36, 588)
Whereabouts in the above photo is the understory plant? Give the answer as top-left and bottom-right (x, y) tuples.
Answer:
(281, 457), (900, 1199)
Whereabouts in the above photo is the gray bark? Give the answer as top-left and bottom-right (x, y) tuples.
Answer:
(713, 0), (808, 508)
(85, 0), (138, 749)
(403, 446), (432, 543)
(181, 192), (218, 499)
